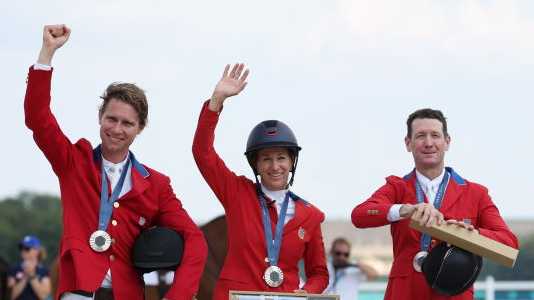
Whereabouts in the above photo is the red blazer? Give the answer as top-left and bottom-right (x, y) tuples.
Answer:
(24, 67), (207, 300)
(192, 102), (329, 300)
(352, 169), (519, 300)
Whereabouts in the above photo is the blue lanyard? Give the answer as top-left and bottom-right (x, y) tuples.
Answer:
(98, 157), (130, 231)
(415, 170), (450, 252)
(259, 191), (290, 267)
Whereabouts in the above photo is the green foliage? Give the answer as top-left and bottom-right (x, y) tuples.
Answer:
(0, 192), (61, 266)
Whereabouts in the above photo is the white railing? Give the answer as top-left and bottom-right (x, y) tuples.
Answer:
(474, 276), (534, 300)
(358, 276), (534, 300)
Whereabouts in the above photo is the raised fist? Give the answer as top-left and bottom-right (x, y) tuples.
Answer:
(42, 24), (71, 51)
(37, 24), (71, 65)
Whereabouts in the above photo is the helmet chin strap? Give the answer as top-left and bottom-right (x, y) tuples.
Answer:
(288, 155), (299, 186)
(254, 175), (263, 196)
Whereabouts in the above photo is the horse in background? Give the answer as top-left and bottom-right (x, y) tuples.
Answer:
(197, 215), (227, 300)
(145, 215), (228, 300)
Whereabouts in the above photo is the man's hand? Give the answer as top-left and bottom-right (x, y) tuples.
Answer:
(208, 63), (249, 112)
(400, 203), (444, 227)
(446, 219), (478, 233)
(37, 24), (71, 65)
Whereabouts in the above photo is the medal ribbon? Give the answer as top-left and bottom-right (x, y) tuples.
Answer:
(97, 156), (131, 231)
(259, 191), (290, 267)
(415, 170), (450, 252)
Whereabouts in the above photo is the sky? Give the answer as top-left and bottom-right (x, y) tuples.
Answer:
(2, 0), (534, 223)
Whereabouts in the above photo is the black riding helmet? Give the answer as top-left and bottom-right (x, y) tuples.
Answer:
(422, 242), (483, 296)
(244, 120), (301, 186)
(132, 227), (184, 273)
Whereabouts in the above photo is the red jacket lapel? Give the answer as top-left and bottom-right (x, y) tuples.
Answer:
(440, 172), (465, 212)
(283, 198), (312, 235)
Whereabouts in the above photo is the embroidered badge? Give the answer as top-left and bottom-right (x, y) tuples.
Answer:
(138, 216), (146, 226)
(367, 209), (379, 215)
(298, 227), (306, 240)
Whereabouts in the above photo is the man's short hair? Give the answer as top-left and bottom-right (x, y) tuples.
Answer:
(406, 108), (448, 138)
(99, 82), (148, 129)
(330, 237), (351, 253)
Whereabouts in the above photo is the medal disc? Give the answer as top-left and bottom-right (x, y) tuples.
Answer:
(413, 250), (428, 272)
(89, 230), (112, 252)
(263, 265), (284, 287)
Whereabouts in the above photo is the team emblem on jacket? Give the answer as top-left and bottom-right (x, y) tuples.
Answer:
(298, 227), (305, 240)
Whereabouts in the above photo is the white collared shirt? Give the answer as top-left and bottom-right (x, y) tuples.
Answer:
(387, 168), (448, 222)
(261, 184), (295, 225)
(100, 155), (133, 288)
(102, 155), (132, 198)
(415, 168), (446, 204)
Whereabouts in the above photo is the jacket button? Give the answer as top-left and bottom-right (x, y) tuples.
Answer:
(113, 202), (119, 208)
(109, 255), (115, 261)
(111, 220), (117, 226)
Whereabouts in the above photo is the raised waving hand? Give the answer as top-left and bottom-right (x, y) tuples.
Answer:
(209, 63), (250, 112)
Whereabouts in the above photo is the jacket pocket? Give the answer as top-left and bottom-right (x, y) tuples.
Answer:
(60, 237), (86, 256)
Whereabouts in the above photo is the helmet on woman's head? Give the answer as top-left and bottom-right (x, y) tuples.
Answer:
(244, 120), (301, 186)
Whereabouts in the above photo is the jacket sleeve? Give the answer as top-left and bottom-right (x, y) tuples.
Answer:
(476, 186), (519, 249)
(351, 176), (404, 228)
(156, 176), (208, 300)
(24, 66), (74, 176)
(302, 214), (329, 293)
(192, 101), (242, 210)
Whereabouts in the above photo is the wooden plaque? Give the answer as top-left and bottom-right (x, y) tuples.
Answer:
(229, 290), (339, 300)
(409, 219), (519, 267)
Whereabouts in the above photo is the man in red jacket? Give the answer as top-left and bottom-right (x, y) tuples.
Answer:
(24, 24), (207, 300)
(351, 108), (518, 299)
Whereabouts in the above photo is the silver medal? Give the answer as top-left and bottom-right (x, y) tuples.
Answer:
(413, 250), (428, 272)
(263, 265), (284, 287)
(89, 230), (112, 252)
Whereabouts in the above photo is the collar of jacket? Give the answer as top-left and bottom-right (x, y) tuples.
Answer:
(403, 166), (465, 186)
(92, 144), (150, 178)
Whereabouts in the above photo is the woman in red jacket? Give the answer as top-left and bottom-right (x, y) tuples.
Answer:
(193, 64), (329, 299)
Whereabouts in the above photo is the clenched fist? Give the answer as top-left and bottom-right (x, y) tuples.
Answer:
(38, 24), (71, 65)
